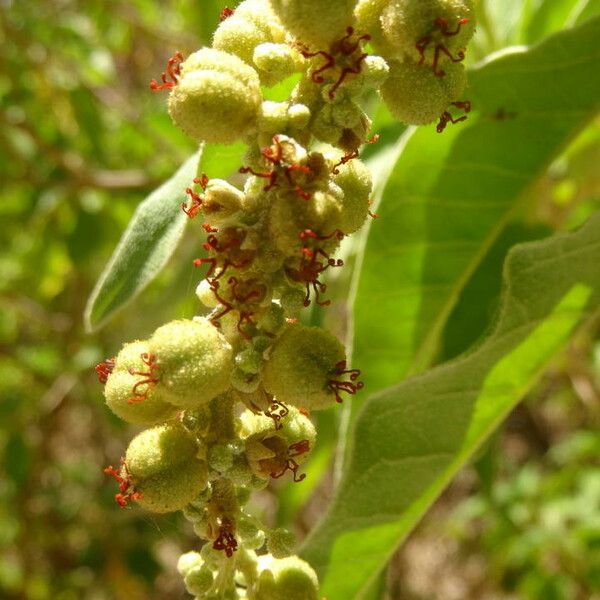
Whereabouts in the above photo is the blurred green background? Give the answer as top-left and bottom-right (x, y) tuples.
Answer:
(0, 1), (598, 599)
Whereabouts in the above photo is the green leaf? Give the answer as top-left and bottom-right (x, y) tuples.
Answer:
(84, 150), (201, 332)
(302, 212), (600, 599)
(522, 0), (600, 44)
(351, 17), (600, 392)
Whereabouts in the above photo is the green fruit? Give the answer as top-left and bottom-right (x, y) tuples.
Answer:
(168, 48), (262, 143)
(125, 423), (208, 513)
(380, 58), (466, 125)
(149, 318), (233, 409)
(255, 555), (319, 600)
(263, 324), (346, 410)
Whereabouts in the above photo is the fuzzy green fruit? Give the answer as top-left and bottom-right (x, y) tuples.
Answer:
(269, 0), (356, 48)
(380, 58), (466, 125)
(255, 555), (319, 600)
(104, 341), (179, 426)
(381, 0), (475, 63)
(263, 324), (346, 410)
(168, 48), (262, 144)
(148, 318), (233, 408)
(125, 423), (208, 513)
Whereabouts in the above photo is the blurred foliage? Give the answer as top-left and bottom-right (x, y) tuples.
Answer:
(0, 0), (599, 599)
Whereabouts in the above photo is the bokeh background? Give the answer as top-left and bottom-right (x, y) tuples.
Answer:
(1, 1), (599, 599)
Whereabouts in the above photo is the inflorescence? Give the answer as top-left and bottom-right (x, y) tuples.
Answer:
(96, 1), (476, 598)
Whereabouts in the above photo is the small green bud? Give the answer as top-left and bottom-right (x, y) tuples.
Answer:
(333, 158), (373, 234)
(149, 318), (233, 408)
(231, 367), (261, 394)
(380, 58), (466, 125)
(177, 551), (203, 577)
(208, 443), (235, 473)
(236, 486), (252, 506)
(168, 48), (262, 144)
(287, 103), (311, 131)
(196, 279), (220, 308)
(268, 0), (357, 48)
(184, 564), (214, 596)
(263, 324), (346, 410)
(255, 555), (319, 600)
(235, 0), (287, 42)
(104, 341), (178, 426)
(267, 528), (296, 558)
(354, 0), (398, 56)
(279, 287), (307, 317)
(125, 423), (208, 513)
(235, 348), (263, 374)
(344, 54), (390, 95)
(213, 14), (272, 66)
(237, 515), (266, 549)
(253, 43), (304, 82)
(257, 303), (285, 335)
(228, 454), (253, 486)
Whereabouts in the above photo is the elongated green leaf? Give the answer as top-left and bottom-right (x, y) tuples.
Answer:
(303, 212), (600, 599)
(351, 17), (600, 392)
(85, 150), (201, 332)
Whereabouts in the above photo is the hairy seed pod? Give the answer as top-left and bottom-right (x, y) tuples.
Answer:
(235, 0), (287, 42)
(149, 318), (233, 408)
(263, 324), (346, 409)
(168, 48), (262, 144)
(253, 43), (305, 82)
(184, 564), (214, 596)
(177, 551), (203, 577)
(104, 341), (179, 426)
(268, 0), (357, 48)
(255, 555), (320, 600)
(213, 15), (273, 66)
(381, 0), (475, 64)
(380, 58), (466, 125)
(125, 423), (208, 513)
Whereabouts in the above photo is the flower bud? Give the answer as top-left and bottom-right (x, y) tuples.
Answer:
(235, 348), (263, 375)
(267, 528), (296, 558)
(333, 158), (373, 233)
(241, 408), (316, 481)
(213, 14), (272, 67)
(125, 423), (208, 513)
(253, 43), (304, 82)
(148, 318), (233, 408)
(268, 184), (345, 256)
(268, 0), (357, 48)
(177, 551), (203, 577)
(380, 58), (466, 125)
(201, 179), (244, 226)
(196, 279), (220, 308)
(263, 324), (345, 409)
(208, 443), (235, 473)
(184, 564), (214, 596)
(168, 48), (262, 144)
(255, 555), (319, 600)
(354, 0), (397, 56)
(104, 341), (179, 426)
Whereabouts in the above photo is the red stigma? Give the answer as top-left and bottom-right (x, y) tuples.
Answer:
(437, 100), (471, 133)
(416, 18), (469, 77)
(220, 7), (235, 21)
(270, 440), (310, 483)
(213, 517), (238, 557)
(104, 460), (142, 508)
(299, 27), (371, 99)
(264, 399), (289, 430)
(150, 51), (184, 91)
(127, 353), (160, 404)
(328, 360), (363, 403)
(95, 357), (115, 384)
(182, 174), (209, 219)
